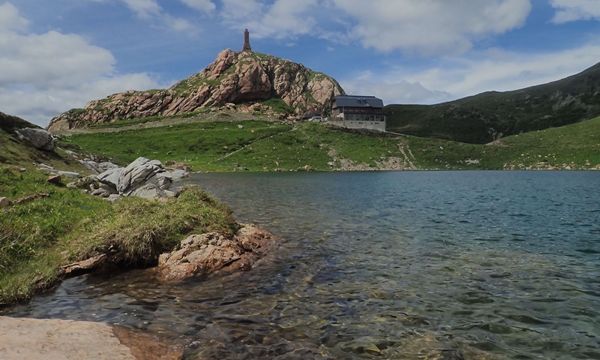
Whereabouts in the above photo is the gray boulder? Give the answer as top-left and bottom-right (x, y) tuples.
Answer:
(92, 157), (187, 200)
(117, 157), (165, 194)
(80, 160), (119, 174)
(97, 167), (123, 192)
(16, 128), (55, 151)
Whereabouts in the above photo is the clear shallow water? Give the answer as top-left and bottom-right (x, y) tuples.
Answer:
(4, 171), (600, 359)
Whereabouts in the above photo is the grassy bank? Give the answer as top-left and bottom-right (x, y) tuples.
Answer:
(0, 166), (236, 305)
(63, 116), (600, 171)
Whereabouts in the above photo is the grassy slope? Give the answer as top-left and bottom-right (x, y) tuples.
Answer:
(64, 120), (414, 171)
(0, 166), (236, 304)
(1, 112), (237, 305)
(64, 116), (600, 172)
(0, 112), (88, 172)
(385, 62), (600, 143)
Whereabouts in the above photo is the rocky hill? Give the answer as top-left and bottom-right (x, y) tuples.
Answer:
(48, 50), (345, 132)
(385, 62), (600, 143)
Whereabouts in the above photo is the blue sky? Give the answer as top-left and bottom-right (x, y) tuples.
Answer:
(3, 0), (600, 126)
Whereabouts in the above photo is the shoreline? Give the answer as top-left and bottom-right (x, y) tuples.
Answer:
(0, 316), (183, 360)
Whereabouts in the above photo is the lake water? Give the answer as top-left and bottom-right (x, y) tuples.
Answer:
(5, 171), (600, 359)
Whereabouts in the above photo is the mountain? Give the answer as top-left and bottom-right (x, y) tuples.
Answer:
(48, 49), (345, 132)
(385, 62), (600, 143)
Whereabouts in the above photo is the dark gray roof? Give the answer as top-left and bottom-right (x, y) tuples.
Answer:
(333, 95), (384, 109)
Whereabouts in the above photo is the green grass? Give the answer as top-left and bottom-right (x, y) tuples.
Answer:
(64, 116), (600, 171)
(63, 120), (293, 171)
(65, 120), (408, 172)
(89, 110), (210, 129)
(260, 98), (294, 114)
(401, 116), (600, 170)
(0, 166), (236, 304)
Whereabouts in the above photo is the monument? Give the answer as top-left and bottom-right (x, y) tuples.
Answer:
(243, 29), (252, 52)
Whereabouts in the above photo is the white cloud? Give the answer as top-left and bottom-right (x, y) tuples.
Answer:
(121, 0), (160, 17)
(90, 0), (196, 32)
(550, 0), (600, 23)
(221, 0), (320, 39)
(340, 71), (451, 105)
(0, 2), (164, 126)
(219, 0), (532, 54)
(0, 2), (28, 32)
(180, 0), (216, 13)
(332, 0), (532, 54)
(342, 43), (600, 105)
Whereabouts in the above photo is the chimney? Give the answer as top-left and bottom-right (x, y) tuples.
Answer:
(243, 29), (252, 52)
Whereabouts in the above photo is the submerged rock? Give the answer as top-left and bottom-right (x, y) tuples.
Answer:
(157, 224), (277, 281)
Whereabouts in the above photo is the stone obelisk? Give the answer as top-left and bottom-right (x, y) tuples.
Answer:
(243, 29), (252, 52)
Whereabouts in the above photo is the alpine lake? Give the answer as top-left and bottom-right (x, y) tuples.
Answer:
(4, 171), (600, 359)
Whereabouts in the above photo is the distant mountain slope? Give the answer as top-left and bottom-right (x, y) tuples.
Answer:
(385, 62), (600, 143)
(48, 50), (345, 132)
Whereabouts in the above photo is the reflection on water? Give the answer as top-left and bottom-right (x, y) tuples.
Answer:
(4, 171), (600, 359)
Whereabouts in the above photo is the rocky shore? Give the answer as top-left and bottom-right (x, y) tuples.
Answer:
(0, 317), (182, 360)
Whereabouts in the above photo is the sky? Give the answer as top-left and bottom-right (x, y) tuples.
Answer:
(3, 0), (600, 126)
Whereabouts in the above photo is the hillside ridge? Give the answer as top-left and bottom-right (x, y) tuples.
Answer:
(385, 61), (600, 143)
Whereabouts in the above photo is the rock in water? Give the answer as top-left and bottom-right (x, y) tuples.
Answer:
(15, 128), (54, 151)
(48, 50), (345, 132)
(157, 224), (277, 281)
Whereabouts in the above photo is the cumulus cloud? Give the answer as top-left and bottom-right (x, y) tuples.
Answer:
(331, 0), (532, 54)
(180, 0), (216, 13)
(343, 43), (600, 105)
(221, 0), (320, 39)
(219, 0), (532, 54)
(0, 2), (28, 31)
(0, 2), (163, 126)
(340, 71), (451, 105)
(550, 0), (600, 23)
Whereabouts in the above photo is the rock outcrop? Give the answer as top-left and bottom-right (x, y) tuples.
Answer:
(157, 224), (277, 281)
(15, 128), (55, 151)
(68, 157), (188, 200)
(48, 50), (345, 132)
